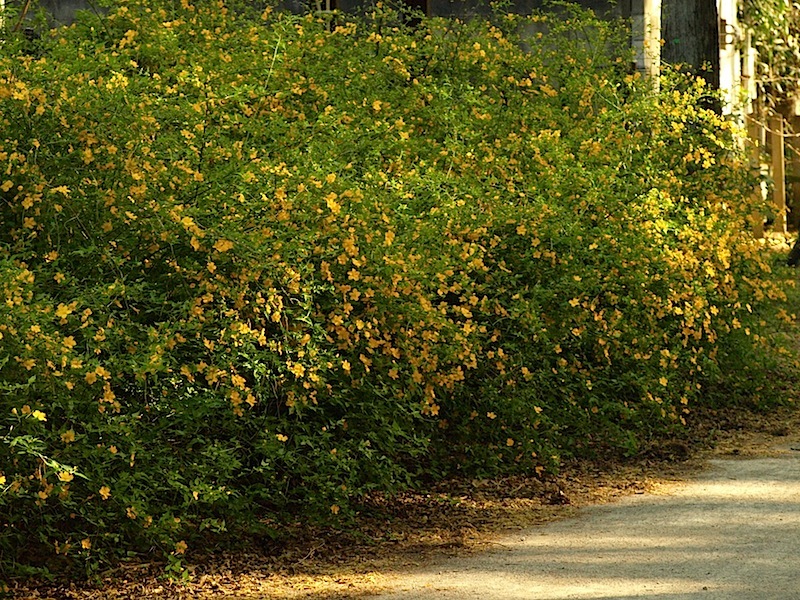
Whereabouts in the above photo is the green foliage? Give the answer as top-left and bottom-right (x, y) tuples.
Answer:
(740, 0), (800, 106)
(0, 0), (792, 577)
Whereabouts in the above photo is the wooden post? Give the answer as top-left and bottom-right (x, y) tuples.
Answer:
(717, 0), (740, 115)
(747, 116), (765, 238)
(789, 116), (800, 231)
(643, 0), (661, 83)
(771, 114), (787, 234)
(632, 0), (661, 84)
(741, 32), (758, 115)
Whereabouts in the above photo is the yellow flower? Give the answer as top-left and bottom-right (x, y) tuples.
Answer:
(326, 193), (341, 215)
(55, 303), (75, 319)
(99, 486), (111, 500)
(105, 71), (130, 90)
(0, 474), (6, 485)
(61, 429), (76, 444)
(58, 471), (74, 482)
(81, 538), (92, 550)
(174, 540), (187, 555)
(213, 239), (234, 252)
(32, 410), (47, 422)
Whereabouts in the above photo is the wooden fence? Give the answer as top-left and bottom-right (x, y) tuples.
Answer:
(746, 109), (800, 239)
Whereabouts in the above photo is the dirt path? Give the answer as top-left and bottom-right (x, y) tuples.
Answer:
(369, 442), (800, 599)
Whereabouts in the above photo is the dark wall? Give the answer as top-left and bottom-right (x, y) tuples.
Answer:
(661, 0), (719, 88)
(334, 0), (624, 19)
(36, 0), (98, 25)
(37, 0), (628, 27)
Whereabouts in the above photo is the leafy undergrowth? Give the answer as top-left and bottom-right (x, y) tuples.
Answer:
(7, 400), (800, 599)
(2, 0), (799, 582)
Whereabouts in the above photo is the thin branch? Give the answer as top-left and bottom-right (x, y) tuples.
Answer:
(746, 115), (800, 139)
(11, 0), (31, 32)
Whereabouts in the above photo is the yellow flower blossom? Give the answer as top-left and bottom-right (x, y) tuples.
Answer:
(213, 239), (234, 252)
(55, 303), (75, 319)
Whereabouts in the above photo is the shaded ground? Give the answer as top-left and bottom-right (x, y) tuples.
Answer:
(8, 403), (800, 599)
(373, 444), (800, 599)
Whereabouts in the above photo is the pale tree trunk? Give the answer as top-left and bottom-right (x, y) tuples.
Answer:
(661, 0), (720, 89)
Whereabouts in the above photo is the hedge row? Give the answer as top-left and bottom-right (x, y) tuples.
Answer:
(0, 0), (792, 576)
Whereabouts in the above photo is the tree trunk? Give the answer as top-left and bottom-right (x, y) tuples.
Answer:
(661, 0), (720, 89)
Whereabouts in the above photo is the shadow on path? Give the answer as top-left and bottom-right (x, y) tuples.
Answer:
(370, 447), (800, 600)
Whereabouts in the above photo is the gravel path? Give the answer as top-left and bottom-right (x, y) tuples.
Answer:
(370, 444), (800, 599)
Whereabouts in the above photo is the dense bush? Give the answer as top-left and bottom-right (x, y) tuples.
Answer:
(0, 0), (792, 576)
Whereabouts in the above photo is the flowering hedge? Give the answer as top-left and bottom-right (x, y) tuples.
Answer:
(0, 0), (791, 576)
